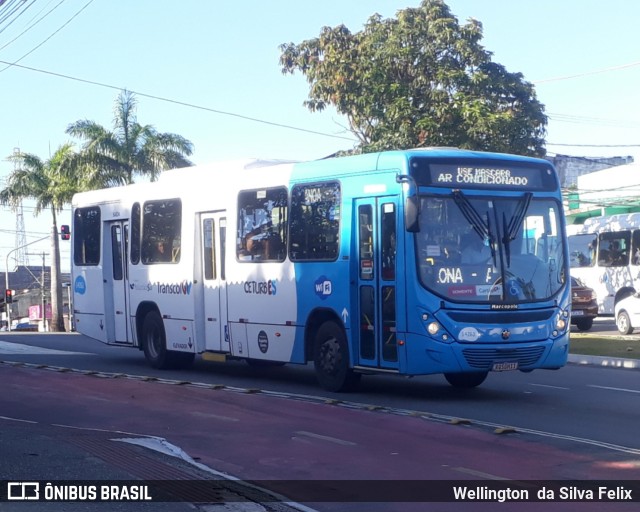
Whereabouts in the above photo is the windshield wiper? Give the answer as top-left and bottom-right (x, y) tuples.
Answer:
(453, 190), (497, 266)
(486, 210), (497, 267)
(502, 192), (532, 267)
(452, 190), (489, 240)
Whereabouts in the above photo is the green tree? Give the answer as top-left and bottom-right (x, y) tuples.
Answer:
(280, 0), (547, 156)
(1, 144), (81, 332)
(67, 90), (194, 186)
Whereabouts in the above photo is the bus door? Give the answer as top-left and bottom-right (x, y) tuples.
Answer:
(200, 212), (229, 353)
(105, 220), (131, 343)
(354, 198), (399, 370)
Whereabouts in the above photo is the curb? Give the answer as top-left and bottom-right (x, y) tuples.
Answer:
(568, 353), (640, 369)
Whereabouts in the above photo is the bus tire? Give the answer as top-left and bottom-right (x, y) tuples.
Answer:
(444, 371), (488, 388)
(141, 311), (172, 369)
(313, 321), (361, 392)
(173, 352), (195, 369)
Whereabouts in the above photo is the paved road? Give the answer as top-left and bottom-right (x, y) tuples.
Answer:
(2, 362), (639, 512)
(2, 329), (640, 511)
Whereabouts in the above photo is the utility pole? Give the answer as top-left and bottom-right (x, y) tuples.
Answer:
(5, 235), (49, 331)
(13, 147), (29, 267)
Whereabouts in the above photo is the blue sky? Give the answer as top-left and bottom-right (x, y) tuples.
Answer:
(1, 0), (639, 272)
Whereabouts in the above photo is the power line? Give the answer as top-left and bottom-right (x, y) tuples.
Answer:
(547, 142), (640, 148)
(0, 0), (94, 73)
(0, 0), (36, 34)
(0, 58), (356, 142)
(548, 112), (640, 129)
(533, 60), (640, 84)
(0, 0), (67, 53)
(2, 40), (635, 146)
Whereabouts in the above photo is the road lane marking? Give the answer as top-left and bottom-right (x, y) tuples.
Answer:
(530, 383), (571, 390)
(293, 430), (357, 446)
(0, 415), (38, 424)
(4, 359), (640, 458)
(191, 411), (239, 422)
(0, 340), (92, 355)
(588, 384), (640, 394)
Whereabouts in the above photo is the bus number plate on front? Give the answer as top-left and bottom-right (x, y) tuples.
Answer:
(492, 361), (518, 372)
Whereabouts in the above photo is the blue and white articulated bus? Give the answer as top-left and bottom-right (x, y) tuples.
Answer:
(70, 148), (570, 392)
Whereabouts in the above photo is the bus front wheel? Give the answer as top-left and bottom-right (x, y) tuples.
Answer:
(142, 311), (194, 369)
(444, 371), (488, 388)
(313, 321), (361, 392)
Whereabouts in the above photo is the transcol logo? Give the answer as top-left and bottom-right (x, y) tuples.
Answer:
(314, 276), (332, 300)
(156, 281), (192, 295)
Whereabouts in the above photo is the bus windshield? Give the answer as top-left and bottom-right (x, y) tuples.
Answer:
(415, 194), (565, 303)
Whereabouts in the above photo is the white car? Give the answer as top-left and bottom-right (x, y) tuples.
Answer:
(614, 293), (640, 334)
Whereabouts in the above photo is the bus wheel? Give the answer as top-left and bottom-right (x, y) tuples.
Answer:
(142, 311), (172, 369)
(444, 371), (488, 388)
(173, 352), (195, 369)
(313, 321), (361, 392)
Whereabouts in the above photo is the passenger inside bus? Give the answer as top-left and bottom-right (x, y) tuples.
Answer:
(461, 233), (491, 264)
(602, 241), (627, 266)
(154, 240), (170, 263)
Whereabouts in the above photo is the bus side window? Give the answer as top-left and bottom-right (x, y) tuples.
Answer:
(236, 187), (288, 263)
(289, 182), (341, 262)
(598, 232), (630, 267)
(73, 206), (101, 266)
(141, 199), (182, 265)
(130, 202), (141, 265)
(632, 230), (640, 265)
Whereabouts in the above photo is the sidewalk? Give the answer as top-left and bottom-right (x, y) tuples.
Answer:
(0, 415), (302, 512)
(568, 352), (640, 369)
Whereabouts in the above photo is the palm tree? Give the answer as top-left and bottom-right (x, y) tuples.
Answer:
(66, 90), (194, 185)
(0, 144), (81, 332)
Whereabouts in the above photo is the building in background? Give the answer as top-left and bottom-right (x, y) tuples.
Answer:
(550, 154), (634, 189)
(1, 265), (71, 331)
(564, 160), (640, 225)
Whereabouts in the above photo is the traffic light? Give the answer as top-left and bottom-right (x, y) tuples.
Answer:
(60, 225), (71, 240)
(5, 289), (14, 304)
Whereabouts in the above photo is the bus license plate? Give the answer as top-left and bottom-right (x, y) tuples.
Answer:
(492, 361), (518, 372)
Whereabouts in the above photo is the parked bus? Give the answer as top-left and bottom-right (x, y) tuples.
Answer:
(70, 149), (570, 392)
(568, 212), (640, 314)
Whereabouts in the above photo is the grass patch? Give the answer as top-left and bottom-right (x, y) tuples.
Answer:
(569, 334), (640, 359)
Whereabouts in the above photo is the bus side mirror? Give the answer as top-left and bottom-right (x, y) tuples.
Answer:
(405, 196), (420, 232)
(60, 225), (71, 240)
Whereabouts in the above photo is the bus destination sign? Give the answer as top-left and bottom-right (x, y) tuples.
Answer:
(430, 164), (543, 189)
(409, 158), (557, 191)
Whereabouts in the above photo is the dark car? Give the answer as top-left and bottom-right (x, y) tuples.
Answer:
(570, 276), (598, 331)
(13, 322), (39, 332)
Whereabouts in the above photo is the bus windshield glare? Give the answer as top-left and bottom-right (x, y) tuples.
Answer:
(415, 194), (565, 303)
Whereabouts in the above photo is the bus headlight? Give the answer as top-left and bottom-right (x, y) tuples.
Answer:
(555, 310), (569, 331)
(427, 322), (441, 335)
